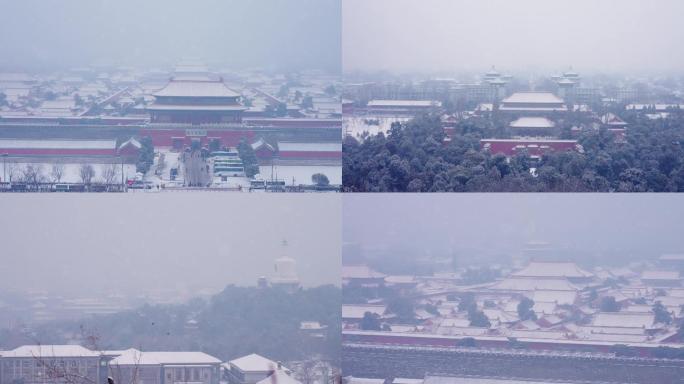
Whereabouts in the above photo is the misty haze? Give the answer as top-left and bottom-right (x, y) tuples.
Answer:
(343, 0), (684, 74)
(1, 0), (340, 72)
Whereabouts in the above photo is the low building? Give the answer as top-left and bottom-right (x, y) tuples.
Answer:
(108, 348), (222, 384)
(480, 138), (581, 159)
(224, 353), (291, 384)
(0, 345), (106, 384)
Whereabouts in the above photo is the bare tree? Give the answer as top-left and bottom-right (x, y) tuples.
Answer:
(102, 163), (119, 186)
(7, 160), (20, 183)
(22, 164), (45, 186)
(51, 163), (66, 183)
(297, 360), (320, 384)
(79, 164), (96, 185)
(155, 153), (166, 175)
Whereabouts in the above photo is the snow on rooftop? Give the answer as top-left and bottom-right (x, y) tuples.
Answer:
(4, 345), (100, 358)
(229, 353), (284, 373)
(489, 277), (578, 291)
(368, 100), (441, 108)
(256, 369), (301, 384)
(660, 254), (684, 261)
(277, 142), (341, 152)
(346, 378), (385, 384)
(393, 378), (424, 384)
(110, 349), (220, 365)
(0, 139), (116, 150)
(641, 270), (680, 280)
(342, 304), (387, 319)
(300, 321), (326, 330)
(511, 262), (593, 279)
(118, 137), (141, 149)
(502, 92), (564, 104)
(384, 275), (416, 284)
(591, 312), (655, 328)
(530, 290), (577, 305)
(342, 265), (386, 279)
(154, 78), (240, 98)
(509, 117), (555, 129)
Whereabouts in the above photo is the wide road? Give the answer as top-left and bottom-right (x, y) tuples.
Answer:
(184, 151), (210, 187)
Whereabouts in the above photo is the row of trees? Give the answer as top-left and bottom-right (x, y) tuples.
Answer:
(4, 162), (121, 186)
(343, 111), (684, 192)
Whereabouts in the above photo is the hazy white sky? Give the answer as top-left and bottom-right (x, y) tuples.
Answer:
(0, 194), (340, 296)
(0, 0), (341, 72)
(343, 194), (684, 262)
(343, 0), (684, 74)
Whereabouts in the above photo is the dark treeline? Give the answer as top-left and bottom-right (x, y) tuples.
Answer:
(2, 285), (340, 363)
(343, 111), (684, 192)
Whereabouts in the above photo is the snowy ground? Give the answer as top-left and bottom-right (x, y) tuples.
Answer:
(1, 150), (341, 190)
(152, 148), (341, 188)
(343, 116), (411, 139)
(2, 161), (137, 184)
(259, 165), (341, 185)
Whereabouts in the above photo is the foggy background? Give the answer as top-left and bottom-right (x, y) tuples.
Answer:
(0, 194), (341, 296)
(0, 0), (341, 72)
(343, 194), (684, 266)
(343, 0), (684, 74)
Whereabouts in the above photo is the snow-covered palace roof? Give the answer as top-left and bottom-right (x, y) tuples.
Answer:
(0, 139), (116, 150)
(511, 262), (594, 279)
(502, 92), (564, 105)
(153, 78), (240, 98)
(488, 277), (579, 291)
(509, 117), (555, 129)
(367, 100), (441, 108)
(591, 312), (655, 329)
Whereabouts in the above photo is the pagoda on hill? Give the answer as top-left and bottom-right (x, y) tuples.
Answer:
(147, 76), (246, 124)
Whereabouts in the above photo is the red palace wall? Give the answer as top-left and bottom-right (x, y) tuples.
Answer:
(482, 140), (578, 157)
(243, 118), (341, 128)
(342, 332), (657, 357)
(278, 151), (342, 160)
(140, 129), (255, 148)
(0, 148), (117, 156)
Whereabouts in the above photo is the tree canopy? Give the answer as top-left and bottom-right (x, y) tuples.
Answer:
(343, 111), (684, 192)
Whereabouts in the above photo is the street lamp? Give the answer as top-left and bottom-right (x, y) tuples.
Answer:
(2, 153), (7, 185)
(119, 155), (125, 192)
